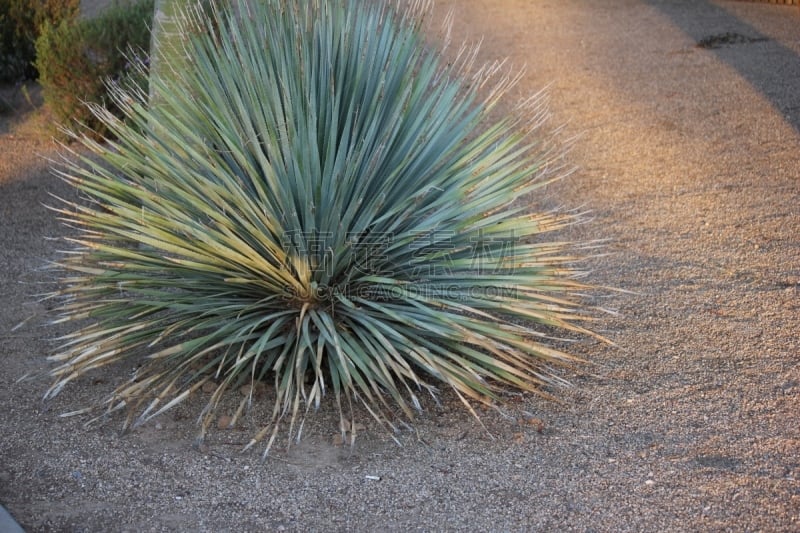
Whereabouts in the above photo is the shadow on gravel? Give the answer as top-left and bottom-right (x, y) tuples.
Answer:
(645, 0), (800, 133)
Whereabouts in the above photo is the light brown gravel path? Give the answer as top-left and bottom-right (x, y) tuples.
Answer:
(1, 1), (798, 531)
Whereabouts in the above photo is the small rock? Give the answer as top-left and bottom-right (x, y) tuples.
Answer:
(155, 422), (163, 430)
(523, 417), (545, 433)
(201, 381), (216, 394)
(645, 479), (655, 486)
(238, 381), (267, 398)
(217, 415), (233, 429)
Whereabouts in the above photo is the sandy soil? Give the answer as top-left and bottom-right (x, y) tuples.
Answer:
(1, 1), (798, 531)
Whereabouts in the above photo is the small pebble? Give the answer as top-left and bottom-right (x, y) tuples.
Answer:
(528, 417), (545, 433)
(239, 382), (266, 398)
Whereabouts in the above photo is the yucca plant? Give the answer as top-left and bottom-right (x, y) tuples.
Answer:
(46, 0), (600, 455)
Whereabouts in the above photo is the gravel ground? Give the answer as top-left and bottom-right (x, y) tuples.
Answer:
(1, 1), (798, 531)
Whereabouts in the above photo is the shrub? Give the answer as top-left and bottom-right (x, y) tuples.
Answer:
(0, 0), (79, 82)
(47, 0), (601, 455)
(35, 0), (153, 136)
